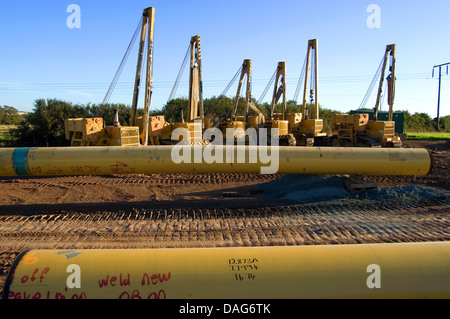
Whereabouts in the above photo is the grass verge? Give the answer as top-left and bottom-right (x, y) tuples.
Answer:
(406, 132), (450, 140)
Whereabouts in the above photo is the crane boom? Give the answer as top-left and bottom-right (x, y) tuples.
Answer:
(270, 62), (287, 119)
(302, 39), (319, 119)
(188, 35), (204, 123)
(130, 7), (155, 146)
(374, 44), (396, 121)
(232, 59), (252, 120)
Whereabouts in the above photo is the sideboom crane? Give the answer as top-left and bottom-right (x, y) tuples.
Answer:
(263, 62), (296, 146)
(289, 39), (326, 146)
(157, 35), (207, 145)
(330, 44), (402, 148)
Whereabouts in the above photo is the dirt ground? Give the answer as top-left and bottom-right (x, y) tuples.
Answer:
(1, 140), (449, 297)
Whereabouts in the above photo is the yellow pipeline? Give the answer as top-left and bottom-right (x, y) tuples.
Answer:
(0, 145), (431, 176)
(3, 242), (450, 299)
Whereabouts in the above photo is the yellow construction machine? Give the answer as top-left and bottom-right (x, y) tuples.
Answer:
(129, 11), (205, 146)
(65, 7), (156, 147)
(212, 59), (250, 143)
(264, 61), (297, 146)
(259, 39), (326, 147)
(330, 44), (402, 148)
(209, 59), (265, 144)
(204, 58), (294, 146)
(154, 35), (206, 145)
(129, 7), (170, 146)
(64, 111), (141, 147)
(64, 7), (191, 148)
(289, 39), (327, 146)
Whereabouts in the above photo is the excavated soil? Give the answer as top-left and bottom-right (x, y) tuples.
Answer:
(0, 140), (449, 297)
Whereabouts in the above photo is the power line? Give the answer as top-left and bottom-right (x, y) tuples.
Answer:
(0, 72), (433, 107)
(0, 73), (430, 90)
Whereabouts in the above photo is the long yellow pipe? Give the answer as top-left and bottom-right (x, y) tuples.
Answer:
(3, 242), (449, 299)
(0, 146), (431, 176)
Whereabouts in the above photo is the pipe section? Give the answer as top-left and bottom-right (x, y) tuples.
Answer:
(3, 242), (449, 299)
(0, 146), (431, 177)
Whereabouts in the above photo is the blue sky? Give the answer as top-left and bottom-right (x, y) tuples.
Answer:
(0, 0), (449, 118)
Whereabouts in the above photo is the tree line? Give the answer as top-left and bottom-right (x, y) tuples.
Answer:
(5, 99), (137, 147)
(2, 97), (448, 147)
(0, 105), (24, 125)
(402, 111), (449, 132)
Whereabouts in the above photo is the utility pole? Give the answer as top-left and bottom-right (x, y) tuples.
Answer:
(432, 62), (449, 131)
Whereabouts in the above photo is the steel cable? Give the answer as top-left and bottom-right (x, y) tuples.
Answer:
(102, 16), (143, 104)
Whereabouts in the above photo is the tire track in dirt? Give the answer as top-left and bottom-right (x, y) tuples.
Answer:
(1, 173), (280, 188)
(1, 196), (448, 247)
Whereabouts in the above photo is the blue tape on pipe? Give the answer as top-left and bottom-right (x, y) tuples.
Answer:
(12, 148), (30, 176)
